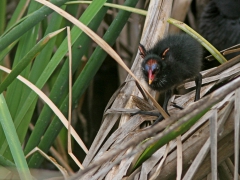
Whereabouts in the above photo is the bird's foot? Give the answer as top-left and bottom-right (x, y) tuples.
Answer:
(130, 110), (160, 117)
(171, 102), (184, 110)
(130, 110), (164, 126)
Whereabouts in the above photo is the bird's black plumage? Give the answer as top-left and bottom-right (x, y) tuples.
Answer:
(199, 0), (240, 58)
(138, 34), (203, 124)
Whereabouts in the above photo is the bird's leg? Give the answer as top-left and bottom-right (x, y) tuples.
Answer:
(163, 89), (172, 115)
(171, 74), (202, 109)
(194, 73), (202, 101)
(131, 89), (173, 126)
(153, 74), (202, 125)
(151, 89), (173, 125)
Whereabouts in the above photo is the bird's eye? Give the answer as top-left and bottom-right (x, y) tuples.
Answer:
(152, 67), (159, 74)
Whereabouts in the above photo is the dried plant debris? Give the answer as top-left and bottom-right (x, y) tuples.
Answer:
(78, 61), (240, 180)
(185, 60), (240, 88)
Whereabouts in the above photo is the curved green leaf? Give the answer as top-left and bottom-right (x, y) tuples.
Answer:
(66, 1), (147, 16)
(167, 18), (227, 64)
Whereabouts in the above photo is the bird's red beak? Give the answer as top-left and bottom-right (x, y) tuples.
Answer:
(148, 69), (154, 85)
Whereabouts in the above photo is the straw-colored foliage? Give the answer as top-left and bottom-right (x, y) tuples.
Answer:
(0, 0), (239, 179)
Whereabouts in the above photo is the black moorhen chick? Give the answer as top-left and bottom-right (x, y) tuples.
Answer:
(138, 34), (203, 124)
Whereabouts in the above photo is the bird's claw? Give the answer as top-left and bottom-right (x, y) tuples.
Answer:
(131, 110), (164, 125)
(171, 102), (184, 110)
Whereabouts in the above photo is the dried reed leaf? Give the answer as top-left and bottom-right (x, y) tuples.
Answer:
(132, 95), (156, 111)
(149, 143), (170, 180)
(97, 115), (146, 154)
(209, 110), (218, 180)
(169, 0), (192, 33)
(186, 62), (240, 89)
(26, 147), (68, 179)
(204, 55), (240, 78)
(104, 82), (126, 113)
(234, 89), (240, 179)
(139, 146), (167, 179)
(105, 108), (140, 114)
(223, 47), (240, 55)
(176, 136), (183, 180)
(206, 44), (240, 61)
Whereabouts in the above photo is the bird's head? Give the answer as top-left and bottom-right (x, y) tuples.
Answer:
(143, 59), (159, 85)
(139, 43), (169, 85)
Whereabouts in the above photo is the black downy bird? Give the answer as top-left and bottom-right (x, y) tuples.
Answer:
(199, 0), (240, 52)
(199, 0), (240, 66)
(138, 34), (203, 124)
